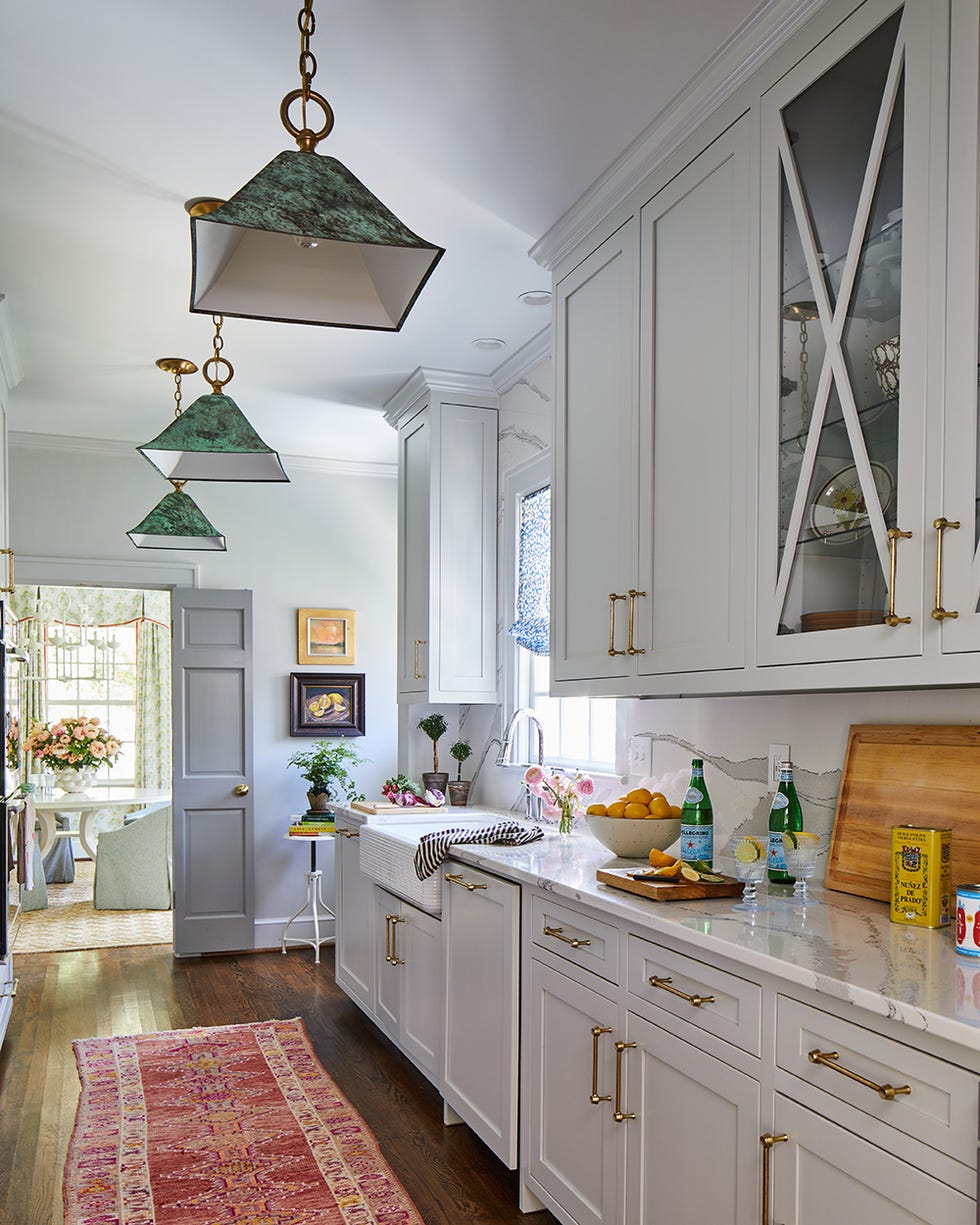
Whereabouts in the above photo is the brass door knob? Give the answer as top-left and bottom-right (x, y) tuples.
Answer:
(234, 784), (249, 796)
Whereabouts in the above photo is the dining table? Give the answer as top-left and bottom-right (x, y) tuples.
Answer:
(33, 787), (171, 860)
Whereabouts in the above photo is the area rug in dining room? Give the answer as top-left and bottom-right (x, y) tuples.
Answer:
(64, 1017), (425, 1225)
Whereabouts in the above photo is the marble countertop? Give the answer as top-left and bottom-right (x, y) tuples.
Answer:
(331, 804), (980, 1056)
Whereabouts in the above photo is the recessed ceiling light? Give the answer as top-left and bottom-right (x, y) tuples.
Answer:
(472, 337), (506, 351)
(518, 289), (552, 307)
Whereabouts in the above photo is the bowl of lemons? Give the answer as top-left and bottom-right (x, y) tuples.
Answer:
(583, 787), (682, 858)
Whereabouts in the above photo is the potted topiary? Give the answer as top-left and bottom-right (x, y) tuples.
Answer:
(447, 739), (473, 807)
(417, 712), (449, 796)
(287, 740), (366, 814)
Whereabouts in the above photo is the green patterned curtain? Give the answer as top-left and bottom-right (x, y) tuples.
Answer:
(135, 611), (171, 789)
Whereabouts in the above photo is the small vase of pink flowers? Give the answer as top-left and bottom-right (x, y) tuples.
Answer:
(523, 765), (595, 834)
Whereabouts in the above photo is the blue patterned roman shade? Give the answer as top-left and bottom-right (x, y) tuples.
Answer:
(508, 483), (551, 656)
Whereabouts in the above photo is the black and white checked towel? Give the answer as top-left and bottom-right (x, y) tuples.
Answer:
(414, 820), (544, 880)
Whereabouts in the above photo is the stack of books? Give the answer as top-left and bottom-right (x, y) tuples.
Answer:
(288, 815), (336, 836)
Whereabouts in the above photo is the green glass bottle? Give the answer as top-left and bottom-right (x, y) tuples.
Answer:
(768, 760), (804, 883)
(680, 758), (713, 869)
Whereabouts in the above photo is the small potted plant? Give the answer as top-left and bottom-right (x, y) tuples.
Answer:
(416, 712), (449, 796)
(447, 739), (473, 807)
(287, 740), (366, 813)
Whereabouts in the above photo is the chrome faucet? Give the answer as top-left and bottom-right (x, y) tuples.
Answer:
(496, 707), (545, 820)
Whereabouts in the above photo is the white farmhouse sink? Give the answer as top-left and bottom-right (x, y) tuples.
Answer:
(359, 812), (529, 915)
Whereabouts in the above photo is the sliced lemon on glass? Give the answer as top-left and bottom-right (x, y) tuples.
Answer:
(734, 835), (765, 863)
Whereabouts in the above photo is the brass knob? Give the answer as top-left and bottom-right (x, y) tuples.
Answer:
(234, 784), (249, 796)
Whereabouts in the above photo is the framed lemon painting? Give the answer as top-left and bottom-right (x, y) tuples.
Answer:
(297, 608), (355, 666)
(290, 672), (365, 737)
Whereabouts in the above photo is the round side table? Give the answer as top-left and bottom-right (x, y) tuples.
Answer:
(281, 830), (336, 964)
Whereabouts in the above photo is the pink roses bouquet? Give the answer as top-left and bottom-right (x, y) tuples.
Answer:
(523, 765), (595, 833)
(25, 716), (122, 772)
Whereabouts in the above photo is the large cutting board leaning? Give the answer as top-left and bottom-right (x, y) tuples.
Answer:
(825, 724), (980, 901)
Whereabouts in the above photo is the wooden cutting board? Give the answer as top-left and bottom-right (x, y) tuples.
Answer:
(825, 724), (980, 901)
(349, 800), (404, 815)
(597, 867), (742, 902)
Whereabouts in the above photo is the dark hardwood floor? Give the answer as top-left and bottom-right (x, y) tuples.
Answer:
(0, 944), (557, 1225)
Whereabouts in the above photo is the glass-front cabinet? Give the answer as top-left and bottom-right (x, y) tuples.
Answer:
(758, 0), (931, 667)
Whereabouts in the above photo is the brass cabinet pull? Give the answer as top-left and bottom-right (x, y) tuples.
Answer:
(384, 913), (392, 963)
(931, 517), (960, 621)
(0, 979), (18, 1000)
(608, 593), (628, 656)
(884, 528), (913, 626)
(445, 872), (487, 892)
(613, 1040), (636, 1122)
(0, 548), (12, 595)
(413, 638), (426, 680)
(589, 1025), (613, 1104)
(807, 1048), (911, 1100)
(543, 925), (591, 949)
(626, 589), (646, 655)
(387, 914), (405, 966)
(338, 828), (359, 839)
(649, 974), (715, 1008)
(760, 1133), (788, 1224)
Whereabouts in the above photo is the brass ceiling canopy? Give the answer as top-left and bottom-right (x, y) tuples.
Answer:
(187, 0), (444, 331)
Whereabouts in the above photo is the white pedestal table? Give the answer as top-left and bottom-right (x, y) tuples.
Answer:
(33, 787), (171, 861)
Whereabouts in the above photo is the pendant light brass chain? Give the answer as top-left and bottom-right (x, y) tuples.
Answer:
(212, 313), (224, 362)
(298, 0), (317, 131)
(173, 372), (184, 418)
(203, 314), (234, 392)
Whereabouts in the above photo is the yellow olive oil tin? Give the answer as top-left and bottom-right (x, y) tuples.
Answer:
(890, 825), (952, 929)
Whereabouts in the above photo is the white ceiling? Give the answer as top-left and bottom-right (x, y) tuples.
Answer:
(0, 0), (762, 464)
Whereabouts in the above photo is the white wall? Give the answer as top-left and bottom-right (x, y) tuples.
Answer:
(9, 436), (398, 947)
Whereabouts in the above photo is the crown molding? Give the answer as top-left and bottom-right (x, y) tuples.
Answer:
(9, 431), (397, 478)
(0, 296), (24, 403)
(531, 0), (830, 271)
(490, 327), (551, 395)
(383, 367), (498, 428)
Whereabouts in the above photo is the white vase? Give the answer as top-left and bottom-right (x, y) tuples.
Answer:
(53, 765), (98, 794)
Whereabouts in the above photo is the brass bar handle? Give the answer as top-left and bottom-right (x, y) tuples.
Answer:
(389, 914), (405, 966)
(589, 1025), (613, 1105)
(760, 1133), (788, 1225)
(384, 913), (392, 963)
(613, 1040), (636, 1122)
(413, 639), (426, 680)
(0, 548), (12, 595)
(608, 593), (627, 656)
(543, 924), (591, 949)
(627, 589), (646, 655)
(884, 528), (913, 626)
(931, 517), (960, 621)
(649, 975), (715, 1008)
(445, 872), (487, 892)
(807, 1049), (911, 1101)
(338, 829), (359, 839)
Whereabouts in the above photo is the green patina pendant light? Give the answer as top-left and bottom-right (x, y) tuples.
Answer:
(138, 319), (289, 483)
(129, 359), (227, 550)
(187, 0), (443, 331)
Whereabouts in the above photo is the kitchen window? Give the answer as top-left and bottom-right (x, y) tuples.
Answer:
(504, 452), (617, 773)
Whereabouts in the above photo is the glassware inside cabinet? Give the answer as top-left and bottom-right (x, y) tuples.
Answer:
(775, 10), (905, 636)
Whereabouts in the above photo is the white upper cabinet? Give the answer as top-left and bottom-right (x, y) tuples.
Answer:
(552, 116), (751, 691)
(387, 373), (499, 703)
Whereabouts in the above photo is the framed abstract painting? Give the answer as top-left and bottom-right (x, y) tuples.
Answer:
(297, 608), (355, 666)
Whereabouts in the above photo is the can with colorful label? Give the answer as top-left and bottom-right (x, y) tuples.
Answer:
(955, 884), (980, 956)
(889, 825), (951, 929)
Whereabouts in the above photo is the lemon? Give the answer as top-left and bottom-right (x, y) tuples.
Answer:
(586, 803), (607, 816)
(606, 801), (627, 818)
(647, 795), (672, 818)
(648, 848), (677, 868)
(734, 836), (765, 863)
(624, 802), (649, 818)
(678, 863), (701, 882)
(652, 861), (683, 879)
(627, 787), (653, 805)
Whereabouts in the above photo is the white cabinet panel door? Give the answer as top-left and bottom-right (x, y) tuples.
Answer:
(397, 409), (430, 696)
(334, 827), (374, 1016)
(552, 219), (638, 683)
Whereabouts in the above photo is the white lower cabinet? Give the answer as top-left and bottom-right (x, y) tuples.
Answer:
(373, 885), (442, 1083)
(772, 1095), (974, 1224)
(442, 862), (520, 1168)
(334, 825), (374, 1016)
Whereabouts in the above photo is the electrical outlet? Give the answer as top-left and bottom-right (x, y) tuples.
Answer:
(628, 735), (654, 778)
(768, 744), (790, 786)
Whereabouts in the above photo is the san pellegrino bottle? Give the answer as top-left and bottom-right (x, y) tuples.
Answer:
(768, 760), (804, 883)
(680, 759), (713, 869)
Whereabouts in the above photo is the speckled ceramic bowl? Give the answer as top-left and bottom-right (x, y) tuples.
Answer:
(584, 814), (682, 859)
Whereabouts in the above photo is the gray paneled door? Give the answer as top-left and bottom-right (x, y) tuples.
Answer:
(171, 588), (254, 956)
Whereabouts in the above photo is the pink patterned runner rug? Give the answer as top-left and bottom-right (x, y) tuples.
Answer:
(64, 1017), (425, 1224)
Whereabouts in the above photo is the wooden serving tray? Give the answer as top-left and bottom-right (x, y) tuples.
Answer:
(597, 867), (742, 902)
(825, 724), (980, 902)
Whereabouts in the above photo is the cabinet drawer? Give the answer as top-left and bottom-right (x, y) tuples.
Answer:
(776, 996), (977, 1169)
(530, 894), (620, 984)
(626, 935), (761, 1057)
